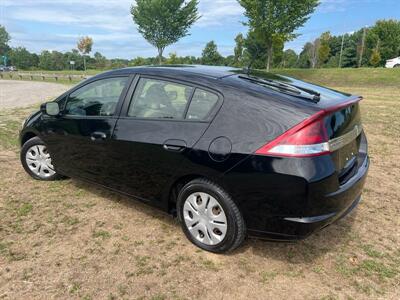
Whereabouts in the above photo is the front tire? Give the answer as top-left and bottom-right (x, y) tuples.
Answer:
(20, 136), (62, 181)
(177, 178), (246, 253)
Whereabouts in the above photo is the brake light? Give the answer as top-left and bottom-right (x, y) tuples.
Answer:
(255, 97), (362, 158)
(255, 112), (329, 157)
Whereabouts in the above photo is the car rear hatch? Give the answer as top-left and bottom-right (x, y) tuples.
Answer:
(235, 71), (366, 182)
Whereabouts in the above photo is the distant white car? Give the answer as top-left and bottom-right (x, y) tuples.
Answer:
(385, 57), (400, 68)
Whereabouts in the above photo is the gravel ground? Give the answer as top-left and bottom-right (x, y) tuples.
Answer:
(0, 80), (70, 109)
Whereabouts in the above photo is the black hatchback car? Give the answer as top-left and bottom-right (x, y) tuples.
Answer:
(20, 66), (369, 253)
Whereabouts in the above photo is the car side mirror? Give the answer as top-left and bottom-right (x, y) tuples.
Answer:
(41, 102), (60, 116)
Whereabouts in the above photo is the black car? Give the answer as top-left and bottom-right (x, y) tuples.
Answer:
(19, 65), (369, 253)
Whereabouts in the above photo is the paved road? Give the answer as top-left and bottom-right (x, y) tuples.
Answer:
(0, 80), (70, 109)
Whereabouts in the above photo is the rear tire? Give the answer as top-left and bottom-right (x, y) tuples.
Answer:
(394, 64), (400, 68)
(177, 178), (246, 253)
(20, 136), (63, 181)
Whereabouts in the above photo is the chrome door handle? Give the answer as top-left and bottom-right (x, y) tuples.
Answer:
(91, 131), (107, 141)
(163, 144), (186, 152)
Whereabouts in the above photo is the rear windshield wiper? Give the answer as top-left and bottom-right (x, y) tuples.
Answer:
(239, 75), (321, 103)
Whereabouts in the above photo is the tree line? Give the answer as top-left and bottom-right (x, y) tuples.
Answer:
(1, 0), (399, 71)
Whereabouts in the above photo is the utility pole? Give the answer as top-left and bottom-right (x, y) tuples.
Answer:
(358, 26), (367, 68)
(339, 34), (345, 68)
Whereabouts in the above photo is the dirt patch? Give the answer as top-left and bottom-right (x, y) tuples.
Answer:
(0, 80), (70, 109)
(0, 85), (399, 299)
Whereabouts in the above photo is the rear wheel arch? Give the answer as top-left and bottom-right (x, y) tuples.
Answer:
(168, 174), (205, 215)
(167, 174), (227, 215)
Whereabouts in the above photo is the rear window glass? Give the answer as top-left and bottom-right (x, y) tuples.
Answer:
(186, 89), (219, 120)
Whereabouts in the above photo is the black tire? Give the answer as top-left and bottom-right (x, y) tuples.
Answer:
(20, 136), (63, 181)
(177, 178), (246, 253)
(394, 64), (400, 68)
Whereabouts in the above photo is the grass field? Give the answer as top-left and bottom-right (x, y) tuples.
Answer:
(3, 66), (400, 87)
(0, 69), (399, 299)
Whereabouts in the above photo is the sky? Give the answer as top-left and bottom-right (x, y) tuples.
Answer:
(1, 0), (399, 59)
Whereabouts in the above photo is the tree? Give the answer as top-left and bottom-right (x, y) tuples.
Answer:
(369, 48), (381, 67)
(201, 41), (223, 65)
(39, 50), (53, 70)
(297, 42), (313, 68)
(318, 32), (331, 67)
(243, 30), (267, 69)
(281, 49), (298, 68)
(77, 36), (93, 71)
(308, 38), (320, 68)
(9, 47), (39, 69)
(367, 19), (400, 63)
(0, 25), (11, 59)
(234, 33), (245, 66)
(131, 0), (200, 65)
(238, 0), (319, 71)
(93, 52), (108, 69)
(64, 49), (84, 70)
(166, 52), (182, 64)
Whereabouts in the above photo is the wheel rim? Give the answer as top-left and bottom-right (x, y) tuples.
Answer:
(183, 192), (228, 246)
(25, 145), (56, 178)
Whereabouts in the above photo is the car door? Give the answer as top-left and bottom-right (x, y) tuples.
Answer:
(42, 75), (131, 182)
(106, 76), (222, 208)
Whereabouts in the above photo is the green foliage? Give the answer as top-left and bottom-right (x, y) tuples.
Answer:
(243, 30), (267, 69)
(9, 47), (39, 69)
(281, 49), (298, 68)
(166, 52), (181, 64)
(238, 0), (319, 70)
(0, 24), (11, 56)
(201, 41), (223, 65)
(369, 48), (381, 67)
(93, 52), (108, 69)
(318, 32), (331, 66)
(234, 33), (245, 66)
(39, 50), (65, 70)
(131, 0), (200, 64)
(366, 19), (400, 64)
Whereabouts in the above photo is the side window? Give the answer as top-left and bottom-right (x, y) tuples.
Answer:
(186, 89), (219, 120)
(128, 78), (193, 119)
(65, 77), (128, 116)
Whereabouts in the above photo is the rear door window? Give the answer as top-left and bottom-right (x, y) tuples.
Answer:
(128, 78), (193, 119)
(186, 89), (219, 120)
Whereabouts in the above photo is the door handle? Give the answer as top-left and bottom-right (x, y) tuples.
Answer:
(91, 131), (107, 141)
(163, 144), (185, 152)
(163, 139), (187, 152)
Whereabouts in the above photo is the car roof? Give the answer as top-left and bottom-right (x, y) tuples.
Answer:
(100, 65), (242, 79)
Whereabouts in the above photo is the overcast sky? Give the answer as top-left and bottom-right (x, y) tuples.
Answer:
(1, 0), (399, 59)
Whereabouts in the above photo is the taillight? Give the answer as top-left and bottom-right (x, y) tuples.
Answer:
(255, 112), (329, 157)
(255, 97), (362, 158)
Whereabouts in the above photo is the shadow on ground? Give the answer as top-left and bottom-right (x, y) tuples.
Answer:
(71, 177), (357, 264)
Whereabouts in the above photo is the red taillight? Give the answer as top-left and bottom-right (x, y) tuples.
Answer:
(255, 97), (362, 158)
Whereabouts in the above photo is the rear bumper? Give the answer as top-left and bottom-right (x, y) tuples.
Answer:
(246, 155), (369, 240)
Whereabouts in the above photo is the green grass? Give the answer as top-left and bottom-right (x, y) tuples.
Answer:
(4, 67), (400, 88)
(17, 203), (33, 217)
(271, 68), (400, 88)
(92, 230), (111, 240)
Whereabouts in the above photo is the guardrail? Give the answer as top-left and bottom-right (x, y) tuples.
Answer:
(0, 72), (91, 82)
